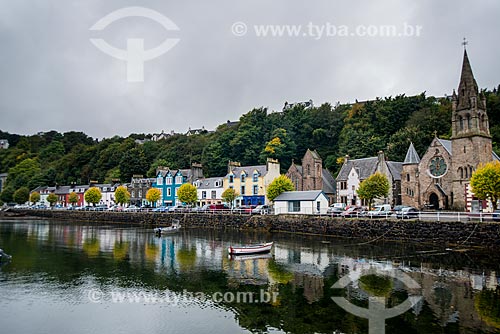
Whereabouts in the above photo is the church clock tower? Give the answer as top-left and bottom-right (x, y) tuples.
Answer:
(451, 48), (492, 210)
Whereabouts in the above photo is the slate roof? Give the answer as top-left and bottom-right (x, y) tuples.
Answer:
(437, 138), (452, 155)
(274, 190), (325, 202)
(227, 165), (267, 177)
(403, 142), (420, 165)
(322, 168), (336, 194)
(336, 157), (378, 181)
(197, 177), (224, 189)
(387, 162), (403, 181)
(54, 186), (71, 195)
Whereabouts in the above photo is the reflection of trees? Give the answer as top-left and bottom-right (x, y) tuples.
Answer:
(359, 274), (393, 298)
(176, 246), (196, 271)
(267, 259), (293, 284)
(475, 288), (500, 329)
(113, 241), (129, 261)
(82, 238), (100, 257)
(144, 243), (158, 262)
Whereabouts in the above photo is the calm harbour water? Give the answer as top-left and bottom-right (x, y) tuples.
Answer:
(1, 219), (500, 334)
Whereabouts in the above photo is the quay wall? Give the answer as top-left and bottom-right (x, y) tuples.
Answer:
(5, 209), (500, 248)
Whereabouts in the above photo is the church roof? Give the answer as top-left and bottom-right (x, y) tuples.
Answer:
(403, 142), (420, 165)
(387, 162), (403, 181)
(437, 138), (452, 155)
(322, 168), (336, 194)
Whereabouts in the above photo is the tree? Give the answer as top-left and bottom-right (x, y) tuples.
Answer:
(47, 193), (58, 207)
(357, 172), (390, 210)
(146, 188), (161, 206)
(114, 186), (130, 206)
(471, 161), (500, 210)
(267, 175), (295, 202)
(178, 183), (198, 206)
(30, 191), (40, 204)
(68, 192), (79, 206)
(119, 147), (149, 182)
(85, 187), (102, 206)
(221, 188), (239, 208)
(0, 186), (15, 203)
(13, 187), (30, 204)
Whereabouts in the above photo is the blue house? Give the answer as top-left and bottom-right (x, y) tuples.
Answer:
(153, 164), (204, 206)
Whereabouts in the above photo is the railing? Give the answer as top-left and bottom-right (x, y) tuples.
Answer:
(9, 206), (499, 222)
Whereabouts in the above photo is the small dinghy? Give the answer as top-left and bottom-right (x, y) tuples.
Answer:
(228, 242), (273, 255)
(154, 220), (181, 234)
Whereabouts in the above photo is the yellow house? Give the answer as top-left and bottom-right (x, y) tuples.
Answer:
(224, 158), (280, 206)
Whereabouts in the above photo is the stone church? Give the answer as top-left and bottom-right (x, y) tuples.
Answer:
(401, 49), (499, 211)
(286, 149), (336, 203)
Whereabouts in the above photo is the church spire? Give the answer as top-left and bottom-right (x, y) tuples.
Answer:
(403, 142), (420, 165)
(456, 49), (484, 111)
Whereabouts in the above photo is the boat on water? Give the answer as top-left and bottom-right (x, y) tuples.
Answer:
(228, 242), (273, 255)
(154, 220), (181, 234)
(0, 248), (12, 262)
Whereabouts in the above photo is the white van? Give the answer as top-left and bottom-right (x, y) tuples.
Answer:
(367, 204), (392, 218)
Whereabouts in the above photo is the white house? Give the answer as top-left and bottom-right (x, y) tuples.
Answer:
(273, 190), (329, 215)
(194, 177), (224, 206)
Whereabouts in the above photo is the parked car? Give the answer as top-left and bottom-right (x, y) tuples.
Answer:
(140, 204), (152, 211)
(124, 205), (140, 212)
(233, 205), (255, 214)
(168, 205), (187, 213)
(341, 206), (365, 218)
(367, 204), (392, 218)
(252, 205), (271, 215)
(493, 210), (500, 222)
(152, 206), (168, 212)
(392, 205), (408, 214)
(205, 204), (229, 211)
(107, 205), (123, 212)
(396, 206), (420, 219)
(331, 202), (347, 210)
(327, 206), (344, 216)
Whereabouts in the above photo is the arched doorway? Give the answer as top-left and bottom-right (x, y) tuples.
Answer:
(429, 193), (439, 210)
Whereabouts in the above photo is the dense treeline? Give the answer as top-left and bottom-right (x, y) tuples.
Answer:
(1, 86), (500, 204)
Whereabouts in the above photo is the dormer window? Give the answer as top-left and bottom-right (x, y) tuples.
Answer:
(253, 173), (258, 182)
(157, 176), (163, 185)
(241, 174), (246, 182)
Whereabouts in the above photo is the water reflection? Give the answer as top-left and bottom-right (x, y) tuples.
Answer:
(1, 220), (500, 334)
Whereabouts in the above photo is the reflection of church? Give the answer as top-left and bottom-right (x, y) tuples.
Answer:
(402, 49), (499, 211)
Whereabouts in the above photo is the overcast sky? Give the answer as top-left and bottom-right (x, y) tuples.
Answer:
(0, 0), (499, 139)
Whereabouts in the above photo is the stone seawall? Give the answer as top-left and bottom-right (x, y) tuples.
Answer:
(7, 210), (500, 248)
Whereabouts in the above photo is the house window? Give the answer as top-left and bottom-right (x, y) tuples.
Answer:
(175, 176), (183, 184)
(307, 165), (310, 175)
(202, 191), (206, 199)
(288, 201), (300, 212)
(253, 185), (258, 195)
(340, 196), (347, 204)
(241, 174), (246, 182)
(138, 190), (142, 198)
(175, 188), (179, 197)
(166, 177), (172, 185)
(253, 173), (258, 182)
(102, 187), (107, 192)
(316, 201), (321, 212)
(406, 174), (410, 182)
(241, 186), (245, 195)
(215, 180), (221, 187)
(340, 182), (347, 190)
(211, 191), (216, 199)
(157, 177), (163, 185)
(229, 175), (234, 183)
(167, 188), (171, 197)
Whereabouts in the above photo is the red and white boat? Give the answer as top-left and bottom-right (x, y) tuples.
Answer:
(228, 242), (273, 255)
